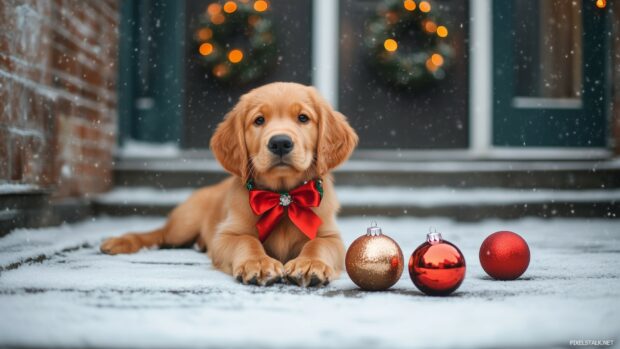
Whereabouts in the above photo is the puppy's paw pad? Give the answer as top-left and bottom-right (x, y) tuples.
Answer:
(284, 258), (334, 287)
(233, 256), (285, 286)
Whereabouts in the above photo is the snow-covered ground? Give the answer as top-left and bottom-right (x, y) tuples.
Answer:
(0, 216), (619, 349)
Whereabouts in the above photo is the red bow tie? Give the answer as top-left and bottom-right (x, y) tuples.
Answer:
(247, 179), (323, 242)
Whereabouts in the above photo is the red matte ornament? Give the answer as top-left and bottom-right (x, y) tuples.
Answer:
(408, 231), (466, 296)
(479, 231), (530, 280)
(248, 179), (323, 242)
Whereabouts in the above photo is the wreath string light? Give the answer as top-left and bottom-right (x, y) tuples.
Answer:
(366, 0), (454, 89)
(194, 0), (276, 85)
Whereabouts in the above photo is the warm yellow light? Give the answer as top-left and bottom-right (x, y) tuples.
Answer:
(228, 49), (244, 63)
(223, 1), (237, 13)
(211, 13), (225, 25)
(596, 0), (606, 8)
(419, 1), (431, 12)
(213, 64), (229, 78)
(431, 53), (444, 66)
(199, 43), (213, 56)
(424, 20), (437, 33)
(383, 38), (398, 52)
(403, 0), (416, 11)
(197, 28), (212, 41)
(436, 25), (448, 37)
(425, 58), (438, 72)
(207, 3), (221, 15)
(254, 0), (269, 12)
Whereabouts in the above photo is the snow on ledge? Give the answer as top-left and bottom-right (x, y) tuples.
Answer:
(95, 187), (193, 205)
(0, 183), (39, 194)
(94, 186), (620, 207)
(116, 140), (180, 158)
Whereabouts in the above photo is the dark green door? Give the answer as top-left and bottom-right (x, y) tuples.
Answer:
(492, 0), (610, 147)
(118, 0), (313, 148)
(118, 0), (185, 144)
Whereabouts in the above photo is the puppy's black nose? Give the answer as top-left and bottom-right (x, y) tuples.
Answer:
(268, 134), (294, 156)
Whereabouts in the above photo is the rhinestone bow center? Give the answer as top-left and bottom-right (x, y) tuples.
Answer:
(279, 193), (292, 207)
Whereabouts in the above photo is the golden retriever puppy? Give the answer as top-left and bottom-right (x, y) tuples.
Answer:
(100, 82), (358, 287)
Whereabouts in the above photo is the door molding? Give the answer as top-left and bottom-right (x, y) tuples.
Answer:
(312, 0), (339, 108)
(469, 0), (492, 156)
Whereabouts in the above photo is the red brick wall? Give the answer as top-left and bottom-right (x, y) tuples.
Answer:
(0, 0), (118, 197)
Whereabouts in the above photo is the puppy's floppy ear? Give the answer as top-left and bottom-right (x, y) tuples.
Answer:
(310, 88), (359, 175)
(210, 99), (249, 181)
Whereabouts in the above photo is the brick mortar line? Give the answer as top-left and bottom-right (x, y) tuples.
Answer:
(63, 138), (117, 152)
(0, 53), (117, 103)
(68, 115), (116, 134)
(58, 7), (100, 40)
(81, 2), (117, 30)
(5, 4), (109, 67)
(45, 18), (109, 67)
(3, 126), (47, 140)
(87, 1), (119, 26)
(50, 41), (104, 75)
(68, 113), (116, 133)
(0, 68), (113, 113)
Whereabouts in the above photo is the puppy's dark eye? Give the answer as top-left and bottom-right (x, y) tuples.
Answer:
(254, 116), (265, 126)
(298, 114), (310, 123)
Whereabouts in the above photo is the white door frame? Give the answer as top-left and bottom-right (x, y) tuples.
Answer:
(312, 0), (340, 109)
(311, 0), (611, 160)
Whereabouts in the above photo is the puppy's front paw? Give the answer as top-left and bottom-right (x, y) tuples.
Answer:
(233, 256), (284, 286)
(100, 235), (141, 255)
(285, 258), (334, 287)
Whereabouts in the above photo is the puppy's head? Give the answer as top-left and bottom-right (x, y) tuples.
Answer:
(210, 82), (358, 187)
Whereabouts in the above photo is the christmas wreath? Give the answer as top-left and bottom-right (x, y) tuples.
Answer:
(365, 0), (453, 89)
(194, 0), (276, 85)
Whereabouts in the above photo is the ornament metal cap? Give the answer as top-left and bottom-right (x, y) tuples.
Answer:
(427, 230), (443, 244)
(366, 221), (383, 236)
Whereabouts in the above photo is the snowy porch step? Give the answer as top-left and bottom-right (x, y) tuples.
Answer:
(0, 185), (93, 237)
(114, 157), (620, 189)
(92, 187), (620, 220)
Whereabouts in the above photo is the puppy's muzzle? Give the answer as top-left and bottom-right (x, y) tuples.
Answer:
(268, 134), (294, 157)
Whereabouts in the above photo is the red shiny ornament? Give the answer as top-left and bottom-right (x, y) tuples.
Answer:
(408, 232), (466, 296)
(479, 231), (530, 280)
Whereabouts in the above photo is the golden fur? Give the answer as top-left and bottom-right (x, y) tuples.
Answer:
(100, 82), (358, 287)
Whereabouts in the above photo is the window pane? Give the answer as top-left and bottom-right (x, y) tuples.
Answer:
(513, 0), (582, 100)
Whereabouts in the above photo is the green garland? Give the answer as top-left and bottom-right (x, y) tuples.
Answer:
(194, 0), (277, 85)
(365, 0), (454, 89)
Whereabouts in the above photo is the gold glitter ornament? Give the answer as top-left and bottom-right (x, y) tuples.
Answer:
(345, 222), (404, 291)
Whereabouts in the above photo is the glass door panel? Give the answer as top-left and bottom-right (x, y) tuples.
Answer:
(493, 0), (608, 147)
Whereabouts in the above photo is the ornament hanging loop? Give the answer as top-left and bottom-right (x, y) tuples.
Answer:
(427, 231), (443, 244)
(367, 221), (383, 236)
